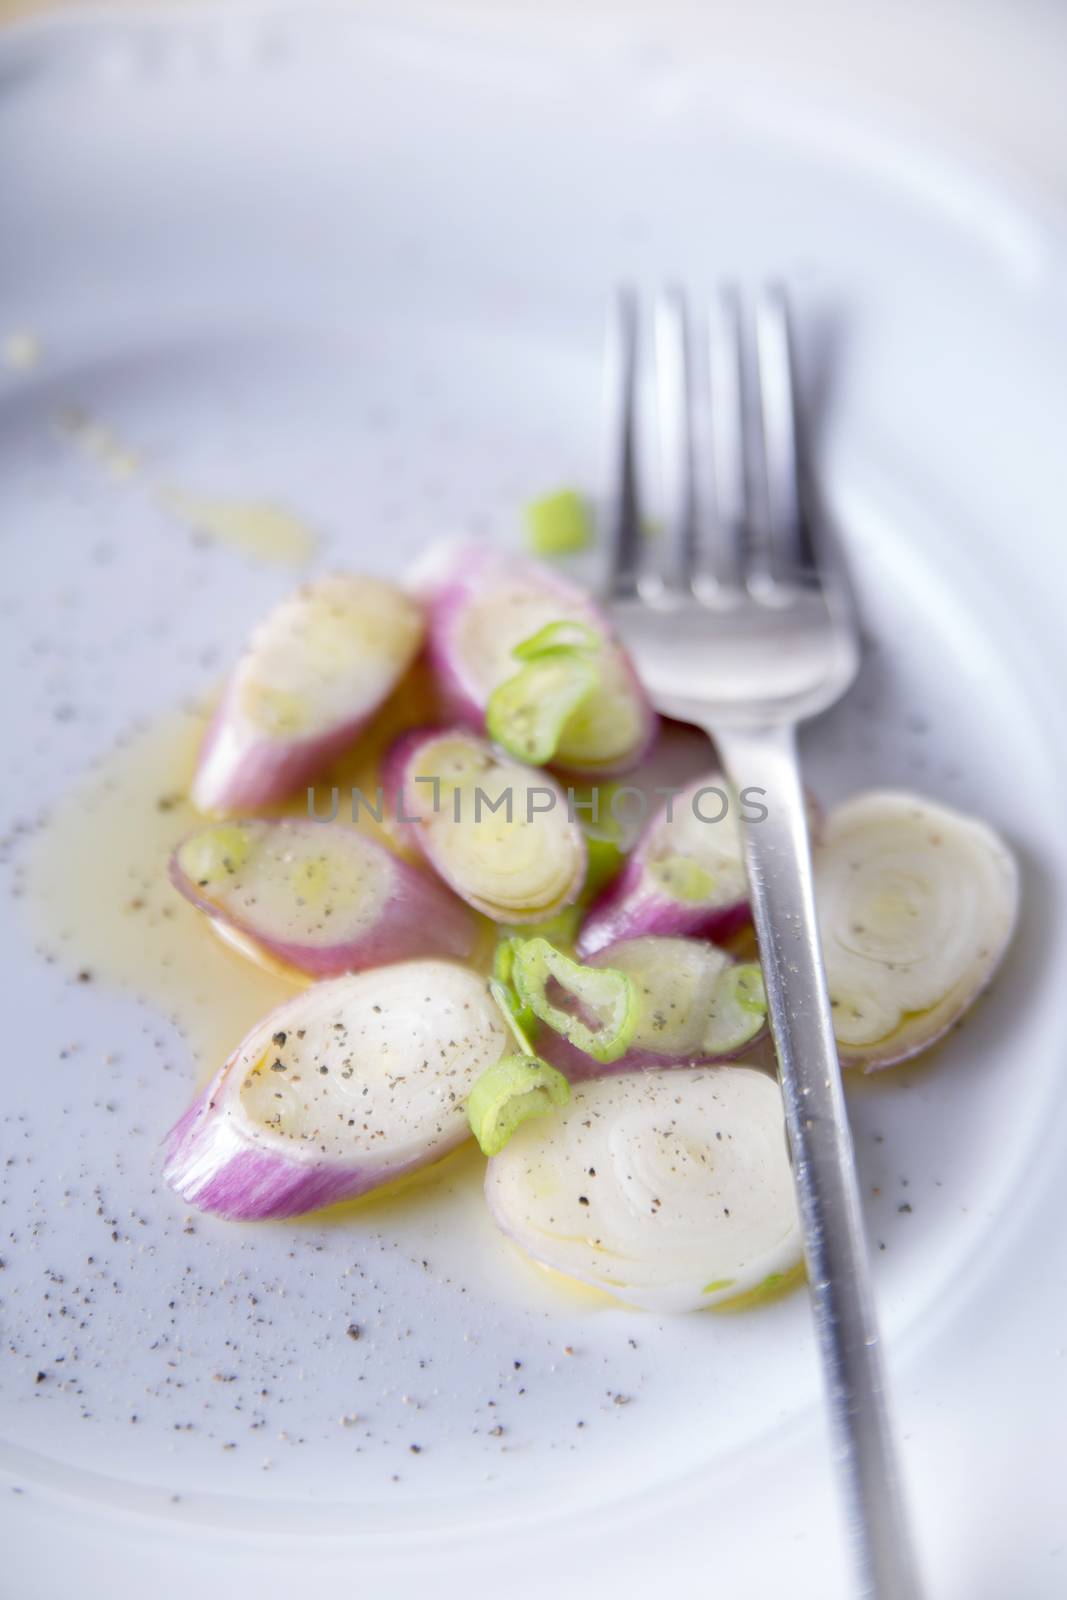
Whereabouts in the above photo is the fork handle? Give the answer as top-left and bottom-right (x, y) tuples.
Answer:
(713, 721), (922, 1600)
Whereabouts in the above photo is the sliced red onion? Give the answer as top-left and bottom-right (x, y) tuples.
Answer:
(815, 790), (1019, 1070)
(534, 935), (766, 1078)
(407, 539), (656, 775)
(577, 774), (753, 956)
(485, 1065), (802, 1312)
(163, 961), (507, 1219)
(383, 727), (586, 923)
(169, 818), (477, 977)
(192, 575), (424, 814)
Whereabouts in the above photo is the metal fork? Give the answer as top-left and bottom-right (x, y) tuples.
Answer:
(602, 286), (922, 1600)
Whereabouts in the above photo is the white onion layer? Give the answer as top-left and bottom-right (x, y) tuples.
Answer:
(815, 790), (1019, 1069)
(485, 1066), (801, 1312)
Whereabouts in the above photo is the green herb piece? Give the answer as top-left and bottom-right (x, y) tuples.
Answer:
(524, 489), (593, 557)
(511, 937), (638, 1063)
(491, 945), (537, 1037)
(511, 619), (601, 661)
(467, 1051), (571, 1156)
(487, 653), (598, 765)
(699, 962), (767, 1055)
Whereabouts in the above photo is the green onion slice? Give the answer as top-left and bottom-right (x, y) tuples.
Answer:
(511, 937), (638, 1063)
(701, 963), (767, 1055)
(489, 953), (538, 1042)
(524, 489), (593, 557)
(466, 1050), (571, 1156)
(511, 620), (601, 661)
(486, 652), (599, 765)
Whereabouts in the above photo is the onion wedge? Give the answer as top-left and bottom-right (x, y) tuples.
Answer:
(485, 1066), (802, 1312)
(170, 818), (477, 977)
(578, 775), (752, 956)
(384, 728), (586, 923)
(815, 790), (1019, 1069)
(163, 961), (507, 1219)
(193, 575), (424, 814)
(408, 540), (656, 775)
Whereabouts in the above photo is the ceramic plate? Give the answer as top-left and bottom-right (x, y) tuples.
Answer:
(1, 8), (1065, 1597)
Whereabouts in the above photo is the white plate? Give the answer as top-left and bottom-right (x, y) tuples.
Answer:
(2, 9), (1066, 1598)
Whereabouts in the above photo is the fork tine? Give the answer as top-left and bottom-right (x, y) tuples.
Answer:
(698, 287), (747, 594)
(755, 284), (812, 582)
(602, 287), (642, 598)
(652, 286), (696, 593)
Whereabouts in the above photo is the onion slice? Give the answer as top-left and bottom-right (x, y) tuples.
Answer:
(163, 961), (507, 1219)
(530, 935), (766, 1077)
(408, 540), (656, 775)
(594, 936), (764, 1067)
(578, 775), (751, 956)
(170, 818), (477, 977)
(384, 727), (586, 923)
(815, 790), (1019, 1069)
(485, 1066), (802, 1312)
(193, 575), (424, 814)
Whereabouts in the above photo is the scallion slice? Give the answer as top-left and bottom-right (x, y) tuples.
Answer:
(511, 937), (638, 1063)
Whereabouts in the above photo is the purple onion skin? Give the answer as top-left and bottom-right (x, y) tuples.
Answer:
(163, 1063), (464, 1222)
(193, 695), (387, 816)
(380, 727), (456, 876)
(379, 728), (438, 841)
(412, 541), (658, 777)
(538, 1033), (766, 1079)
(162, 1080), (363, 1219)
(417, 567), (487, 734)
(577, 852), (751, 958)
(169, 822), (477, 978)
(577, 785), (826, 958)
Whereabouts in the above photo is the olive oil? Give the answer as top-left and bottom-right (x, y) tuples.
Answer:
(22, 662), (477, 1087)
(24, 706), (301, 1083)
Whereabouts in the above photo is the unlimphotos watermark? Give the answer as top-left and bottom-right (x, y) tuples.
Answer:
(307, 781), (769, 827)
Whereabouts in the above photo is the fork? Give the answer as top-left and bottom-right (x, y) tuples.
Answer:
(601, 286), (922, 1600)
